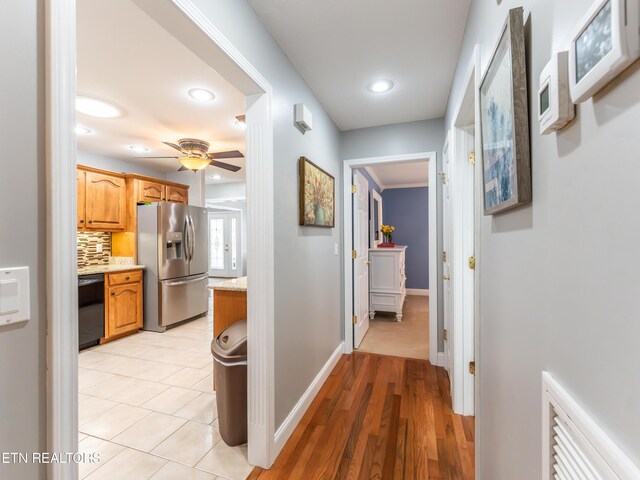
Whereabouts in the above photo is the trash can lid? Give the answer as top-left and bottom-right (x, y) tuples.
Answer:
(211, 320), (247, 361)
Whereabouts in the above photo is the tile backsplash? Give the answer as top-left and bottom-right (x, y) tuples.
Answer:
(77, 232), (112, 267)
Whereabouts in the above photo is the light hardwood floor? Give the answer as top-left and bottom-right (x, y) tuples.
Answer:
(249, 352), (475, 480)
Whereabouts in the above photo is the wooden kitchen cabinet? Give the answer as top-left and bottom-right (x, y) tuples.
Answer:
(166, 184), (189, 204)
(79, 167), (126, 231)
(136, 179), (165, 203)
(103, 269), (143, 341)
(77, 169), (86, 229)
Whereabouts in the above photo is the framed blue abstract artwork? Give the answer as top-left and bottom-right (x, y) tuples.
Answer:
(480, 7), (531, 215)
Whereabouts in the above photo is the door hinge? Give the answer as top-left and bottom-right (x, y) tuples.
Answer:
(352, 315), (358, 325)
(468, 256), (476, 270)
(352, 250), (357, 259)
(469, 151), (476, 165)
(443, 251), (447, 262)
(443, 329), (448, 341)
(469, 361), (476, 375)
(352, 184), (357, 193)
(440, 172), (447, 184)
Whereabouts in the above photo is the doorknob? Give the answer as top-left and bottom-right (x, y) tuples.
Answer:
(365, 260), (372, 265)
(443, 275), (451, 281)
(224, 244), (229, 252)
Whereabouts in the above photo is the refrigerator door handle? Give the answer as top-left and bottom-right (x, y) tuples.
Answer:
(187, 214), (195, 263)
(183, 215), (191, 262)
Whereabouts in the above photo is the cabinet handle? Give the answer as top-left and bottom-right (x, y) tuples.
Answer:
(88, 220), (93, 224)
(79, 220), (84, 223)
(125, 276), (130, 280)
(111, 292), (115, 296)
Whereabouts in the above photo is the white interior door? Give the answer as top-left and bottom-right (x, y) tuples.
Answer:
(443, 137), (454, 375)
(208, 211), (242, 278)
(353, 170), (370, 348)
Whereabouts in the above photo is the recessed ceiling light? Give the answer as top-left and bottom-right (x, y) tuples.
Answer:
(212, 174), (221, 180)
(76, 96), (121, 118)
(367, 79), (394, 94)
(128, 145), (149, 153)
(188, 88), (216, 102)
(75, 126), (92, 135)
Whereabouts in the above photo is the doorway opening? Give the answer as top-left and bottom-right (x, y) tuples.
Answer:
(46, 0), (276, 477)
(342, 152), (439, 363)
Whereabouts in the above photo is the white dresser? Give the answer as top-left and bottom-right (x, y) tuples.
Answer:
(368, 246), (407, 321)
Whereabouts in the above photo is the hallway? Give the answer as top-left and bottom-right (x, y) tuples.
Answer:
(249, 352), (474, 479)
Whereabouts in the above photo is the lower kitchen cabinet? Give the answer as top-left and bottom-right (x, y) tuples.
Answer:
(103, 270), (143, 341)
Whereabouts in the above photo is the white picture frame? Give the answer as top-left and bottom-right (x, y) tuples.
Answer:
(569, 0), (640, 103)
(538, 51), (575, 135)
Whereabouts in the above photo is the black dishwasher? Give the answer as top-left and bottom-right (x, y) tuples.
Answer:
(78, 274), (105, 350)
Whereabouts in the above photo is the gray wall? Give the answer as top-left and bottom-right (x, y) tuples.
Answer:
(447, 0), (640, 477)
(205, 181), (247, 200)
(0, 1), (46, 478)
(341, 119), (446, 351)
(191, 0), (343, 429)
(77, 150), (168, 178)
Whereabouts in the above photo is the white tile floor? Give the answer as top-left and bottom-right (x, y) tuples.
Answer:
(78, 290), (252, 480)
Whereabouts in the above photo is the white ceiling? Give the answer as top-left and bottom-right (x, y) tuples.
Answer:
(77, 0), (246, 182)
(248, 0), (472, 130)
(367, 161), (429, 189)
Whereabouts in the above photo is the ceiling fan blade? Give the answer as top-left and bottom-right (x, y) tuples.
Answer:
(207, 150), (244, 159)
(177, 166), (188, 172)
(163, 142), (189, 154)
(135, 156), (179, 159)
(210, 160), (242, 172)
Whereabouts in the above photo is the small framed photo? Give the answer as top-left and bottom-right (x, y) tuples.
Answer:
(299, 156), (335, 227)
(538, 51), (575, 135)
(569, 0), (640, 103)
(480, 7), (531, 215)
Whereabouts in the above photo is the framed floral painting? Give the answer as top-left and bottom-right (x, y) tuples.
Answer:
(299, 156), (335, 227)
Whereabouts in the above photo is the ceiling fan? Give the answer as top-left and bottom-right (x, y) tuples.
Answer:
(139, 138), (243, 172)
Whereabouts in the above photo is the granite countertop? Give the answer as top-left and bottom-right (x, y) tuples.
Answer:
(78, 264), (145, 276)
(208, 276), (247, 292)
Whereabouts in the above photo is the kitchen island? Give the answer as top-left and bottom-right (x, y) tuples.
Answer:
(208, 276), (247, 338)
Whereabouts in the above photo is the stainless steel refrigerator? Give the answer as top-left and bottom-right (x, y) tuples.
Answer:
(137, 203), (209, 332)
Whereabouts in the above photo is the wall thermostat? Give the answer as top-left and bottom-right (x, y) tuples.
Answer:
(294, 103), (312, 133)
(0, 266), (30, 327)
(538, 51), (575, 135)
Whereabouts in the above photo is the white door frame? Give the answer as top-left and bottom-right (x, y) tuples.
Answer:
(342, 152), (439, 365)
(45, 1), (276, 477)
(370, 189), (383, 247)
(448, 44), (481, 417)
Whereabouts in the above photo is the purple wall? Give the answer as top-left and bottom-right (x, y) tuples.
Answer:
(381, 187), (429, 289)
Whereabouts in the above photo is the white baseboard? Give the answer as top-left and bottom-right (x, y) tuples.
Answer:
(406, 288), (429, 296)
(273, 342), (344, 455)
(431, 352), (445, 367)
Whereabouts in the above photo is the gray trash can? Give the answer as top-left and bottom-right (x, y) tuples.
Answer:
(211, 320), (247, 446)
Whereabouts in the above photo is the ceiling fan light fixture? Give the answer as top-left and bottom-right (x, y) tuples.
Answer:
(188, 88), (216, 102)
(179, 156), (210, 171)
(128, 145), (149, 153)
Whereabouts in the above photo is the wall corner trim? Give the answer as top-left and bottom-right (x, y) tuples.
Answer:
(406, 288), (429, 296)
(274, 342), (344, 454)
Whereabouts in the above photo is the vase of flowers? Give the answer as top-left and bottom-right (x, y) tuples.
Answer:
(380, 224), (396, 247)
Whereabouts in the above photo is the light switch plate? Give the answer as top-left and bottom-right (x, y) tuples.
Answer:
(0, 267), (30, 327)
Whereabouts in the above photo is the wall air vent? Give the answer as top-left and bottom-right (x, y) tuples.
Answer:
(542, 372), (640, 479)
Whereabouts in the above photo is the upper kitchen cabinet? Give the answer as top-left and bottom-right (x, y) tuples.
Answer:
(166, 184), (189, 204)
(78, 166), (126, 232)
(125, 174), (188, 205)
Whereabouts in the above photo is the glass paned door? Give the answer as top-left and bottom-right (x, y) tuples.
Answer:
(208, 211), (242, 278)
